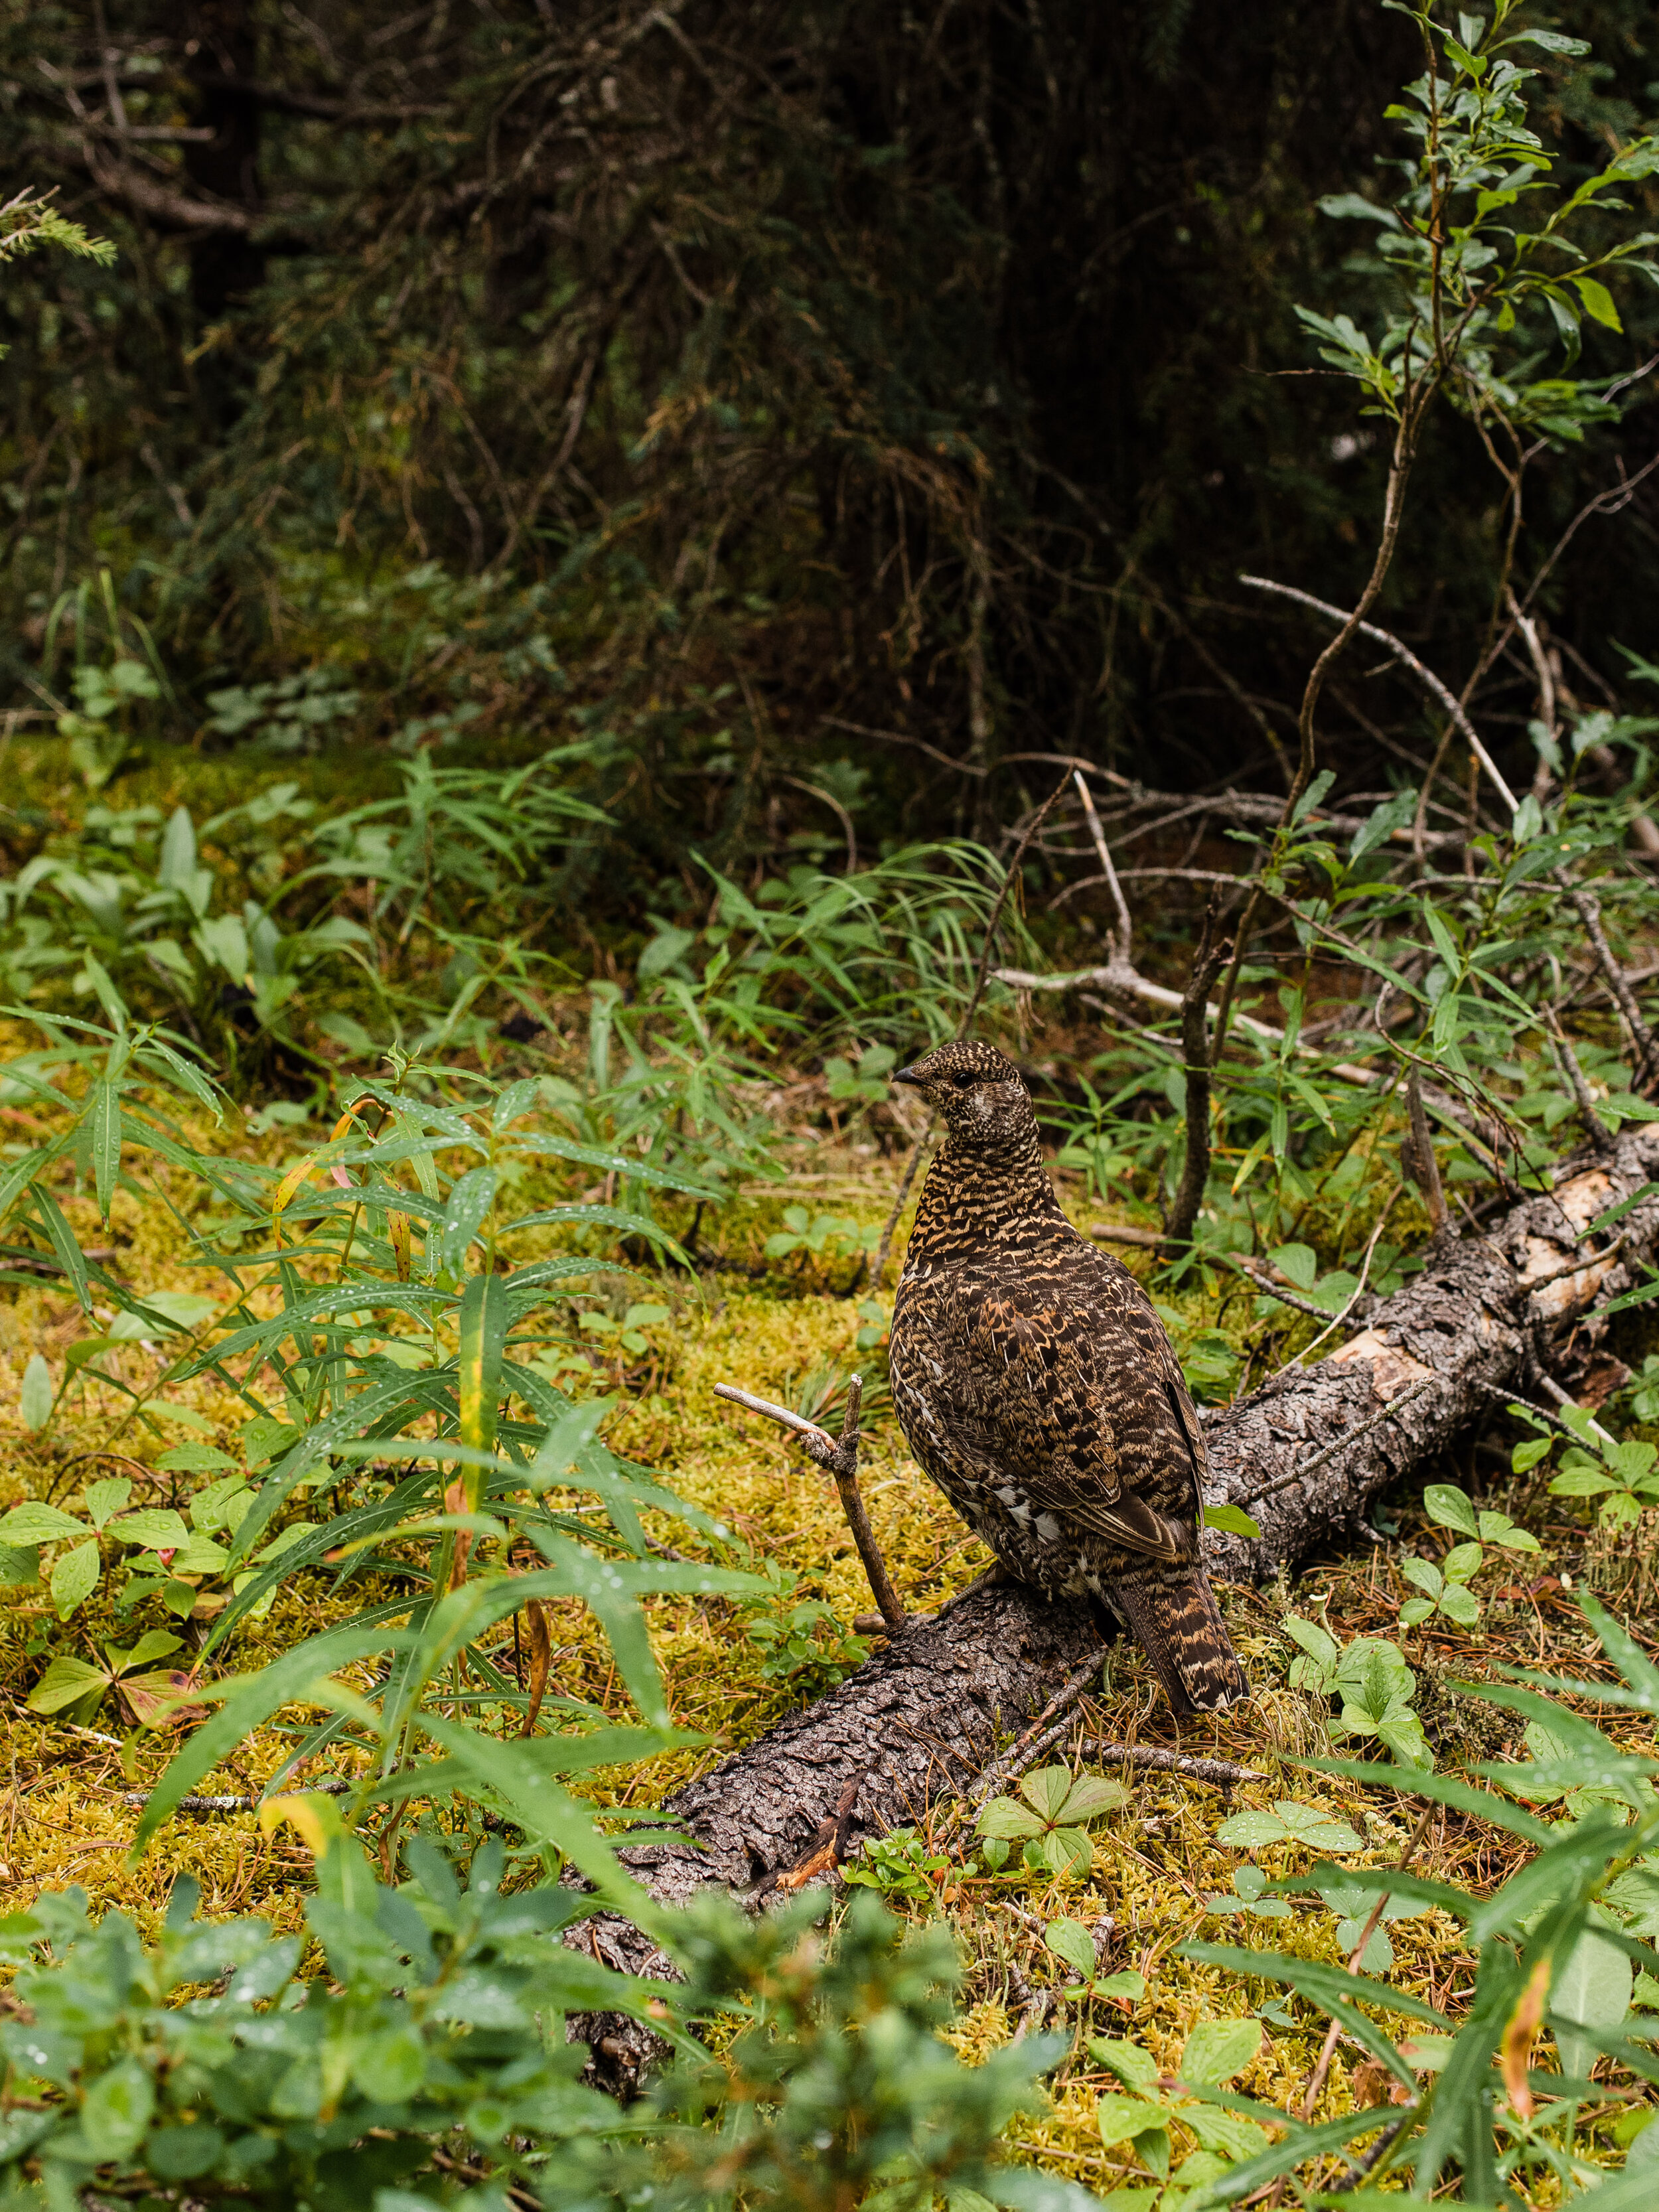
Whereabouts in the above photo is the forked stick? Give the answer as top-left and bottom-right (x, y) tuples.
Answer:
(713, 1374), (907, 1631)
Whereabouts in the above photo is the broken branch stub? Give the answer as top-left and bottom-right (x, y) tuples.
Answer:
(713, 1373), (906, 1631)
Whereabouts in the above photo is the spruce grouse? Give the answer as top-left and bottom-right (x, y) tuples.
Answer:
(887, 1038), (1247, 1714)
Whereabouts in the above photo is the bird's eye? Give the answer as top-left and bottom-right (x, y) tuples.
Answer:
(952, 1072), (977, 1090)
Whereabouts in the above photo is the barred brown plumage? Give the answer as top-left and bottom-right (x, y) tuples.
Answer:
(887, 1038), (1247, 1715)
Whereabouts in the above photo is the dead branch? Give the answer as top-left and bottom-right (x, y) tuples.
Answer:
(1215, 1252), (1353, 1329)
(1077, 1741), (1268, 1789)
(1239, 574), (1520, 814)
(571, 1122), (1659, 2092)
(1544, 1012), (1617, 1158)
(1565, 889), (1659, 1088)
(713, 1375), (905, 1631)
(969, 1646), (1112, 1805)
(1072, 769), (1133, 959)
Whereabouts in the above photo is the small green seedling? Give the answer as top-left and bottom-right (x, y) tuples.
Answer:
(1279, 1621), (1432, 1768)
(1400, 1481), (1540, 1629)
(1316, 1879), (1422, 1971)
(745, 1594), (869, 1695)
(1538, 1401), (1659, 1532)
(1045, 1917), (1146, 2007)
(975, 1766), (1131, 1879)
(1216, 1800), (1363, 1854)
(0, 1465), (301, 1627)
(841, 1826), (948, 1905)
(1334, 1639), (1432, 1767)
(763, 1208), (879, 1264)
(823, 1043), (897, 1105)
(577, 1301), (670, 1357)
(26, 1631), (189, 1729)
(1204, 1864), (1293, 1922)
(1091, 2019), (1271, 2185)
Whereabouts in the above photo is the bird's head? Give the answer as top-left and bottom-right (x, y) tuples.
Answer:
(892, 1038), (1033, 1144)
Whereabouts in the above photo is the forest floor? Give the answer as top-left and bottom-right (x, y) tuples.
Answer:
(1, 1064), (1652, 2194)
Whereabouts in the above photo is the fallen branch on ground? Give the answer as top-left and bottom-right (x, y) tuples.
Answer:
(570, 1122), (1659, 2088)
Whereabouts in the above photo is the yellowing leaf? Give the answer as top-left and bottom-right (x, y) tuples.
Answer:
(1573, 274), (1623, 330)
(1502, 1955), (1550, 2119)
(258, 1791), (347, 1858)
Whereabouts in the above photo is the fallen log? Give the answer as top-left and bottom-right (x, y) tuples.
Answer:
(573, 1125), (1659, 2087)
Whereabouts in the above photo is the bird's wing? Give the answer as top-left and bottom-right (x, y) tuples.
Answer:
(901, 1262), (1202, 1562)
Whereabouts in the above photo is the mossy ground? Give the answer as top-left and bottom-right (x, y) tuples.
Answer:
(0, 1035), (1653, 2196)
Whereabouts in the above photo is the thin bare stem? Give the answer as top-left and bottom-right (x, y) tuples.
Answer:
(1216, 1253), (1346, 1328)
(1078, 1741), (1268, 1788)
(1406, 1068), (1448, 1234)
(1072, 769), (1132, 960)
(873, 1130), (932, 1289)
(1242, 1372), (1442, 1506)
(1289, 1183), (1405, 1366)
(1239, 576), (1519, 813)
(1564, 889), (1659, 1086)
(958, 767), (1075, 1039)
(1297, 1802), (1435, 2122)
(1544, 1010), (1615, 1157)
(714, 1375), (906, 1631)
(970, 1646), (1111, 1804)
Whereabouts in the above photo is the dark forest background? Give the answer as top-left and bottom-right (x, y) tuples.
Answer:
(4, 0), (1658, 909)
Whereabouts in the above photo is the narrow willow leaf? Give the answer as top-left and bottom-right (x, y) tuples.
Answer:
(135, 1621), (415, 1853)
(90, 1080), (121, 1224)
(457, 1271), (508, 1509)
(27, 1186), (91, 1313)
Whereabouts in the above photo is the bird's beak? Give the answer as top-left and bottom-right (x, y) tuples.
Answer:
(893, 1064), (924, 1088)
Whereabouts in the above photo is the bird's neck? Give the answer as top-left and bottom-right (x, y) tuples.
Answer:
(902, 1121), (1069, 1272)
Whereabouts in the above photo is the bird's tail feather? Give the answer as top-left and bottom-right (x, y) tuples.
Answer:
(1114, 1572), (1246, 1715)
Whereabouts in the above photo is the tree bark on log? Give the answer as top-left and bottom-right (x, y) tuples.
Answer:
(574, 1127), (1659, 2087)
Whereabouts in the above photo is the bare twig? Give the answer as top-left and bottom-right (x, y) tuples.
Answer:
(1216, 1252), (1348, 1328)
(1090, 1223), (1163, 1248)
(1241, 1372), (1443, 1507)
(1297, 1802), (1435, 2122)
(1404, 1069), (1448, 1234)
(1544, 1011), (1616, 1158)
(108, 1777), (353, 1815)
(1510, 591), (1558, 804)
(714, 1375), (906, 1630)
(1072, 769), (1133, 959)
(1289, 1185), (1405, 1366)
(993, 956), (1385, 1090)
(959, 768), (1076, 1037)
(1078, 1740), (1268, 1788)
(969, 1645), (1112, 1804)
(1564, 889), (1659, 1087)
(1240, 574), (1520, 814)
